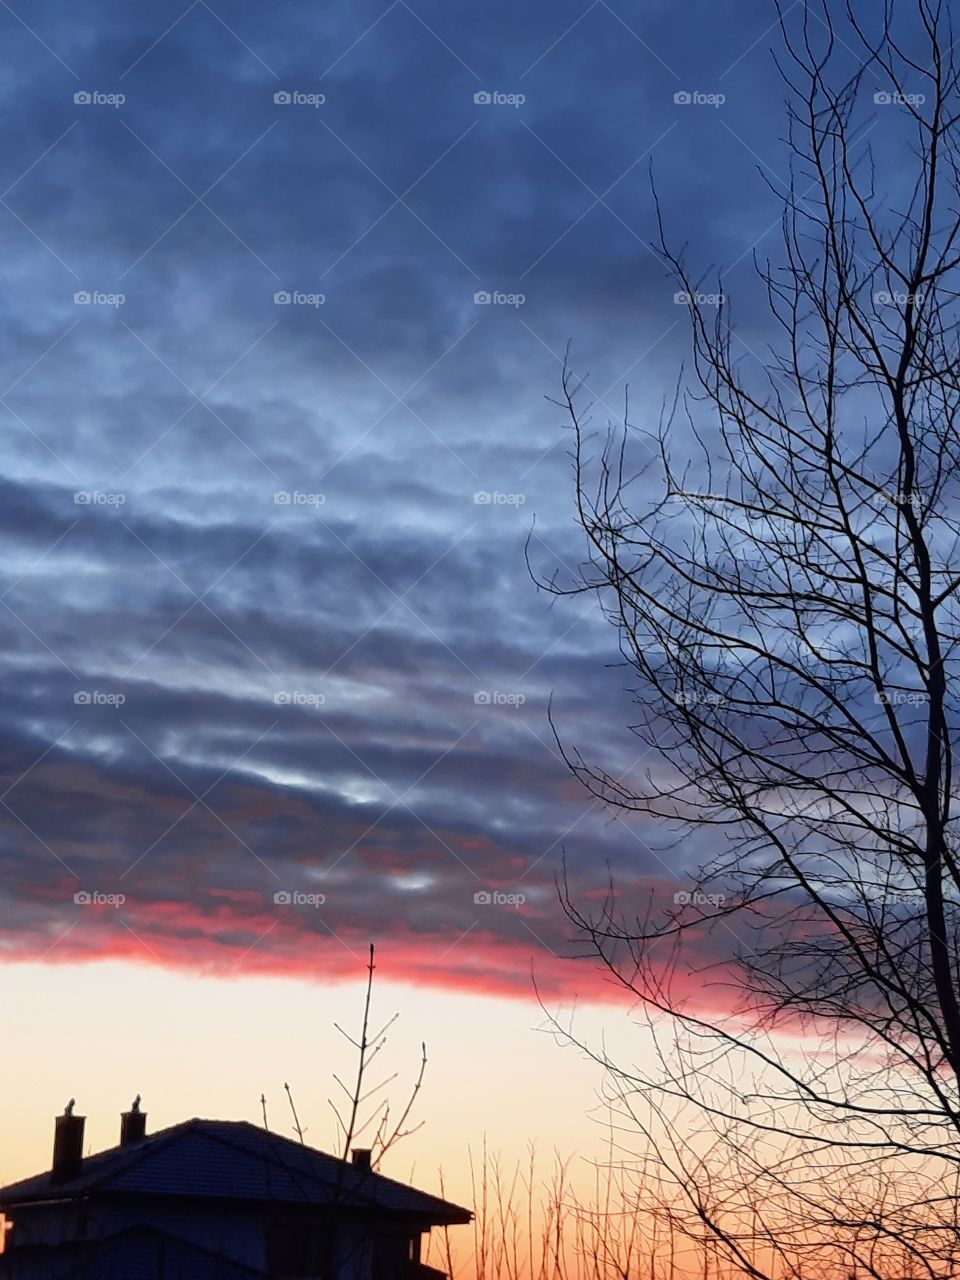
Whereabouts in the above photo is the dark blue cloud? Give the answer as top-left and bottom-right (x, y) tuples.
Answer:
(0, 0), (823, 991)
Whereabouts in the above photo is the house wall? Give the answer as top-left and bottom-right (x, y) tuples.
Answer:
(97, 1200), (268, 1270)
(1, 1205), (86, 1250)
(3, 1199), (406, 1279)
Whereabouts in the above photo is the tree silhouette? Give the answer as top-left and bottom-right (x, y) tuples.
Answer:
(536, 1), (960, 1275)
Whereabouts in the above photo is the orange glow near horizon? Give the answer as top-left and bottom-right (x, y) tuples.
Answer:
(0, 958), (880, 1280)
(0, 958), (636, 1208)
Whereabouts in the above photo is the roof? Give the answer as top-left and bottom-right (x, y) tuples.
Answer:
(0, 1120), (471, 1225)
(0, 1224), (266, 1279)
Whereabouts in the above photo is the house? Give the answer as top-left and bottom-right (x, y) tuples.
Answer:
(0, 1103), (472, 1279)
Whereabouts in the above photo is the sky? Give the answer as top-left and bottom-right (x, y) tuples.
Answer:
(0, 0), (885, 1203)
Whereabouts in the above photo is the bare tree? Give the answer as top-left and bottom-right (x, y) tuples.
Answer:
(263, 945), (430, 1279)
(273, 943), (426, 1166)
(429, 1141), (658, 1280)
(328, 942), (427, 1167)
(534, 1), (960, 1275)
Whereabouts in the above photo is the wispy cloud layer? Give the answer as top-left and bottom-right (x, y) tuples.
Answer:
(0, 0), (799, 995)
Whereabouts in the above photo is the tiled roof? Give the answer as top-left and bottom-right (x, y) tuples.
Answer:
(0, 1121), (471, 1224)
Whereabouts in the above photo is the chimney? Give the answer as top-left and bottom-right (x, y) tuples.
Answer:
(51, 1102), (84, 1182)
(120, 1095), (146, 1146)
(351, 1148), (371, 1171)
